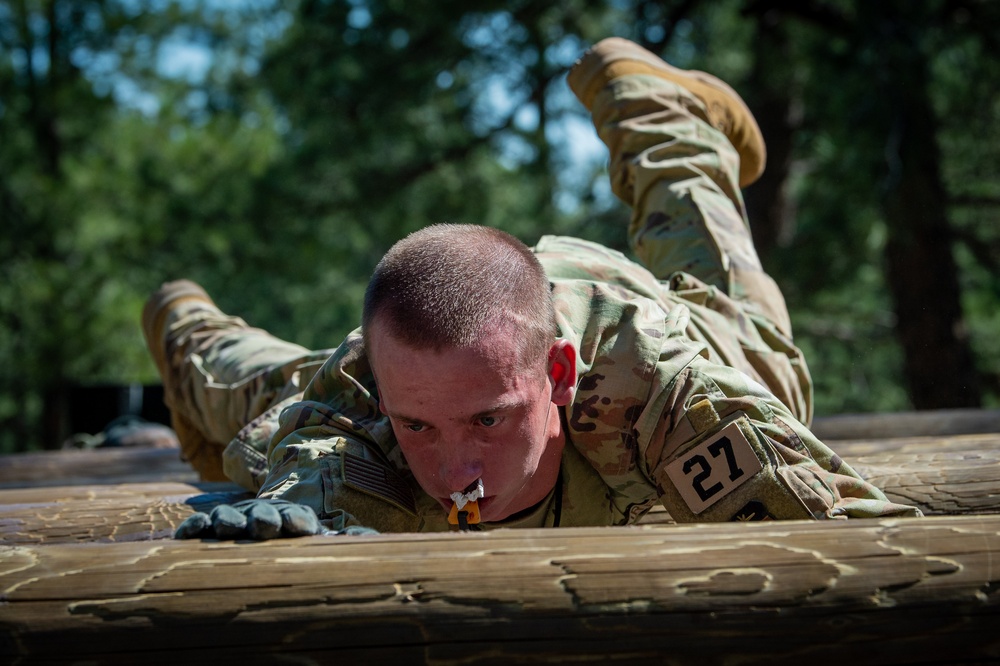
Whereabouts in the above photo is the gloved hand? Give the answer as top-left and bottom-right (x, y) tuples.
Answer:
(175, 499), (325, 540)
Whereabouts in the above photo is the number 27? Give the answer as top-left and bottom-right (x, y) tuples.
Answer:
(681, 436), (745, 502)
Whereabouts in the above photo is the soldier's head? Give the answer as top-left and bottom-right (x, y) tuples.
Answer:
(363, 224), (557, 371)
(363, 224), (577, 522)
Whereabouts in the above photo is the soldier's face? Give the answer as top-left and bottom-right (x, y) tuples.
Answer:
(369, 326), (575, 523)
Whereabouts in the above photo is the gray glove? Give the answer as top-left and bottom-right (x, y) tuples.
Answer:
(175, 499), (324, 540)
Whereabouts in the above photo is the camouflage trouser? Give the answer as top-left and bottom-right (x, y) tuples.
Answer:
(587, 73), (812, 424)
(157, 301), (332, 482)
(156, 72), (810, 485)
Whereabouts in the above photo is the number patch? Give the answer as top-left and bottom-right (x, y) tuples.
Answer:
(665, 421), (763, 514)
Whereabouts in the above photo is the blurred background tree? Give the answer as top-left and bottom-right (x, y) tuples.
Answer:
(1, 0), (998, 452)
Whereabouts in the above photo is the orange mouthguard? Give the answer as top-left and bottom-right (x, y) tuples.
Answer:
(448, 500), (481, 527)
(448, 478), (484, 529)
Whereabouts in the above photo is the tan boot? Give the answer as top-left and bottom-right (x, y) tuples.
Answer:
(141, 280), (228, 481)
(170, 411), (229, 481)
(141, 280), (218, 380)
(567, 37), (766, 188)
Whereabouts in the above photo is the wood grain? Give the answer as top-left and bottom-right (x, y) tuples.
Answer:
(2, 515), (998, 664)
(2, 435), (998, 542)
(2, 408), (999, 663)
(0, 482), (251, 544)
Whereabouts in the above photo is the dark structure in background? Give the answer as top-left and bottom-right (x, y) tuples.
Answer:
(48, 384), (173, 449)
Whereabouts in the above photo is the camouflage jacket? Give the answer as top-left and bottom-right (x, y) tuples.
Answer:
(226, 235), (919, 531)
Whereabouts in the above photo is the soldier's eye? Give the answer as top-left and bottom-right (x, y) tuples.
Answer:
(478, 416), (498, 427)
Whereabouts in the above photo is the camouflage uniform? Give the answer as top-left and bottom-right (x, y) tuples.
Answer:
(155, 72), (919, 532)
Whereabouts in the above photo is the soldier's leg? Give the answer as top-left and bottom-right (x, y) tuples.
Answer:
(568, 38), (813, 425)
(567, 37), (791, 337)
(142, 280), (330, 480)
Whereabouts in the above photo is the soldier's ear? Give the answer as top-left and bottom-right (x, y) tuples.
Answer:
(548, 340), (577, 406)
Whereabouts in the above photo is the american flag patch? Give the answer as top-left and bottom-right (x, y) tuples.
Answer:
(341, 451), (417, 515)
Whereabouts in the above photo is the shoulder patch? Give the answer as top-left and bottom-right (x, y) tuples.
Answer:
(342, 452), (417, 516)
(665, 420), (763, 515)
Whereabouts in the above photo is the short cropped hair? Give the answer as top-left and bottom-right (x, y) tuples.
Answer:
(362, 224), (556, 371)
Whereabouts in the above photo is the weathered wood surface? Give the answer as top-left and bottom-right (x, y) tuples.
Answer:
(0, 482), (251, 545)
(0, 447), (197, 489)
(829, 431), (1000, 456)
(850, 446), (1000, 515)
(2, 515), (999, 665)
(0, 409), (998, 664)
(1, 433), (998, 542)
(811, 407), (1000, 440)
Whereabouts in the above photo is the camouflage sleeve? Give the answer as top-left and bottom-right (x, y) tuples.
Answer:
(254, 333), (422, 533)
(222, 394), (303, 493)
(642, 356), (922, 522)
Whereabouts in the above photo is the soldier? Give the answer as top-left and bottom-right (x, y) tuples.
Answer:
(146, 37), (920, 540)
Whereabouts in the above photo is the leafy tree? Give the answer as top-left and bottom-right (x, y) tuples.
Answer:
(622, 0), (1000, 414)
(0, 0), (285, 451)
(2, 0), (999, 452)
(739, 0), (1000, 413)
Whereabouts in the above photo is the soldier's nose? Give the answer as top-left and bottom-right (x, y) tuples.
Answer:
(440, 459), (482, 493)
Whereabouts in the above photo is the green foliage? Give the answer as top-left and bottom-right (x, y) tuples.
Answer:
(688, 0), (1000, 415)
(1, 0), (999, 450)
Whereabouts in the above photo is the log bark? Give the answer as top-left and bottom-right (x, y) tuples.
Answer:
(848, 441), (1000, 515)
(2, 434), (998, 542)
(1, 515), (999, 665)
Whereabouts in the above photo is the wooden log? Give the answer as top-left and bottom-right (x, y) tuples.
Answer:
(0, 482), (251, 545)
(0, 447), (197, 489)
(812, 408), (1000, 440)
(829, 431), (1000, 456)
(1, 515), (998, 664)
(850, 448), (1000, 515)
(0, 410), (994, 492)
(0, 409), (992, 487)
(1, 436), (997, 542)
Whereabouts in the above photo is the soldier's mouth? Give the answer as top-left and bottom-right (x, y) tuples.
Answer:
(447, 478), (485, 529)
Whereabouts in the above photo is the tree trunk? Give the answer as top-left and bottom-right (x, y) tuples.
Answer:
(744, 13), (798, 266)
(876, 7), (981, 409)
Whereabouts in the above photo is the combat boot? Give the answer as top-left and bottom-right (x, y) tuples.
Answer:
(141, 280), (228, 481)
(567, 37), (766, 188)
(141, 280), (218, 381)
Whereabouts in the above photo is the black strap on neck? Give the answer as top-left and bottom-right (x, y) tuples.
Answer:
(552, 468), (563, 528)
(457, 510), (480, 531)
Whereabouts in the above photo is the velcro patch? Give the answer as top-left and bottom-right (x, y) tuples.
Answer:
(665, 421), (763, 515)
(731, 500), (773, 522)
(342, 452), (417, 516)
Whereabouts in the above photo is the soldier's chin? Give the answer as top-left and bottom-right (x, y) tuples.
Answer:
(477, 496), (507, 522)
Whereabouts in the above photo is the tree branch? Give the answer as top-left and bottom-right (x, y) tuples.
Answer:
(741, 0), (854, 36)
